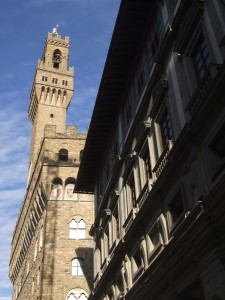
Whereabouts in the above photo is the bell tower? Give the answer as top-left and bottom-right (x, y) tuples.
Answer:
(28, 29), (74, 167)
(9, 28), (94, 300)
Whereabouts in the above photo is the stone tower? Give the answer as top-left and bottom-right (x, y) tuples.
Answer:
(28, 32), (74, 170)
(9, 30), (94, 300)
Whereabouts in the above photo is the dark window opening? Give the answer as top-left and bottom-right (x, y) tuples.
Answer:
(169, 190), (184, 225)
(50, 114), (54, 118)
(105, 226), (110, 254)
(142, 146), (152, 180)
(159, 109), (172, 148)
(191, 34), (211, 80)
(148, 225), (160, 248)
(53, 62), (59, 69)
(59, 148), (68, 161)
(114, 206), (119, 239)
(128, 175), (136, 207)
(52, 49), (61, 69)
(133, 248), (142, 269)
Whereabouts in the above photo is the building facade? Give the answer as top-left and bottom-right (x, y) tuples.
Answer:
(76, 0), (225, 299)
(9, 31), (94, 300)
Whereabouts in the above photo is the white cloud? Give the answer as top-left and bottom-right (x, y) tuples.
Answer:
(0, 89), (31, 296)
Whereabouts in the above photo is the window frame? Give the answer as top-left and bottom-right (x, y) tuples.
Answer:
(71, 258), (84, 276)
(166, 186), (186, 232)
(42, 76), (47, 82)
(52, 77), (58, 84)
(146, 221), (163, 261)
(139, 141), (152, 187)
(191, 33), (211, 80)
(131, 246), (144, 281)
(69, 218), (86, 240)
(59, 148), (68, 161)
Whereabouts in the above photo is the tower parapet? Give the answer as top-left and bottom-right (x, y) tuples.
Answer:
(28, 31), (74, 166)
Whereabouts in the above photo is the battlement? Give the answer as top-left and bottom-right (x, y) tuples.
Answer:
(44, 124), (87, 138)
(47, 32), (70, 44)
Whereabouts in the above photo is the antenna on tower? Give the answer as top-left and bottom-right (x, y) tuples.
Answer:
(52, 24), (59, 36)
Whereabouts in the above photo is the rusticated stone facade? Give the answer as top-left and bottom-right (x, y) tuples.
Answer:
(75, 1), (225, 299)
(9, 32), (94, 300)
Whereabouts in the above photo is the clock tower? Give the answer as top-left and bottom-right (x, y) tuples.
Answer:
(28, 31), (74, 170)
(9, 29), (94, 300)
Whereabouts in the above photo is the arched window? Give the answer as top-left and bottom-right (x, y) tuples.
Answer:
(69, 219), (86, 240)
(67, 289), (88, 300)
(64, 178), (76, 200)
(69, 220), (77, 239)
(78, 219), (86, 239)
(59, 148), (68, 161)
(79, 294), (87, 300)
(72, 258), (84, 276)
(52, 49), (61, 69)
(50, 178), (63, 200)
(67, 294), (76, 300)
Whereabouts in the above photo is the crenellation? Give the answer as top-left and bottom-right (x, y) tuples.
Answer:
(47, 32), (70, 43)
(66, 125), (77, 135)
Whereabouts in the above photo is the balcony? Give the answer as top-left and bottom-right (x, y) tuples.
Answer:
(136, 181), (150, 209)
(123, 208), (138, 234)
(186, 64), (221, 117)
(152, 140), (174, 179)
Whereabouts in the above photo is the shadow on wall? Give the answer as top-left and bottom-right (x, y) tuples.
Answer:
(75, 247), (94, 292)
(41, 158), (94, 299)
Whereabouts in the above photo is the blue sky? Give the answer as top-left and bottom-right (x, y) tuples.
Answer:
(0, 0), (120, 298)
